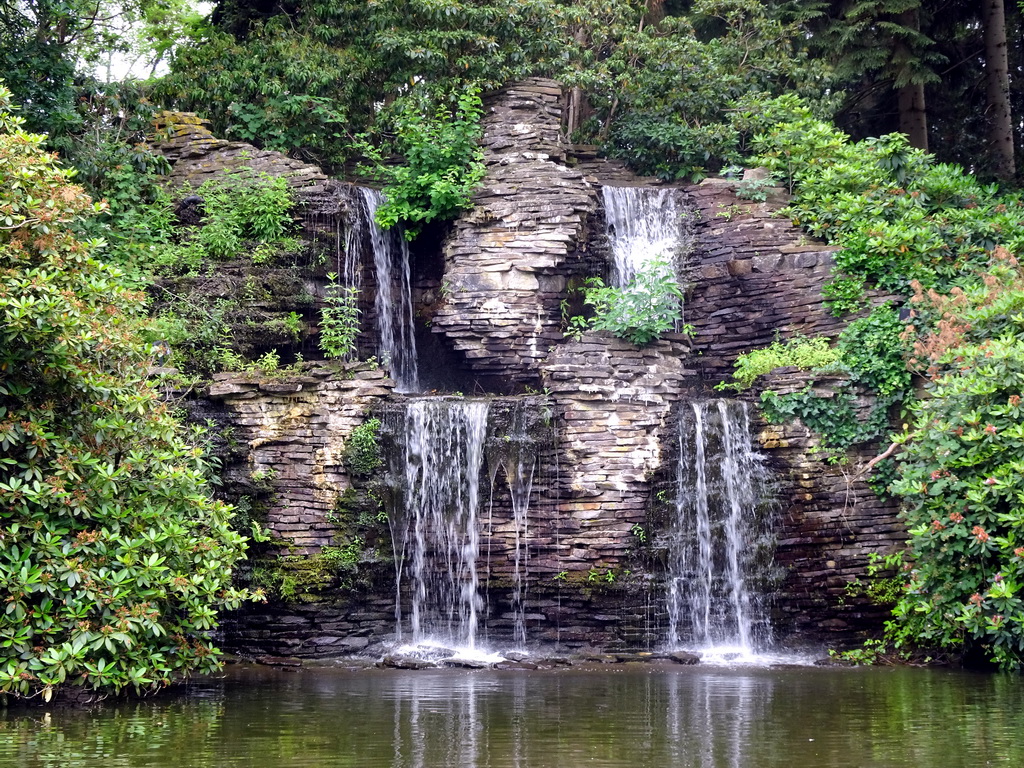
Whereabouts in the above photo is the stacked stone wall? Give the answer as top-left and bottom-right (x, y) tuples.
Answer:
(540, 334), (696, 575)
(170, 79), (910, 658)
(753, 371), (904, 642)
(429, 79), (600, 389)
(680, 179), (848, 381)
(205, 362), (392, 553)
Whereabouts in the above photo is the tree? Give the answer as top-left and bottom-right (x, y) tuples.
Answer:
(983, 0), (1015, 180)
(158, 0), (564, 168)
(0, 0), (81, 136)
(813, 1), (1022, 181)
(580, 0), (837, 178)
(0, 84), (254, 701)
(814, 1), (941, 150)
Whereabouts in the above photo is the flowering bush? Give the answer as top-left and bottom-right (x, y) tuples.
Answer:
(0, 84), (254, 701)
(892, 336), (1024, 668)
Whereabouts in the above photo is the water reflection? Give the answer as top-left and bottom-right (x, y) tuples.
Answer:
(3, 665), (1024, 768)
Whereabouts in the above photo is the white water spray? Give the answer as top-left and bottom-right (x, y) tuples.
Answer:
(601, 186), (689, 287)
(389, 399), (489, 650)
(667, 400), (774, 659)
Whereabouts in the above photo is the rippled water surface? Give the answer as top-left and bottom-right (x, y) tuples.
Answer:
(3, 664), (1024, 768)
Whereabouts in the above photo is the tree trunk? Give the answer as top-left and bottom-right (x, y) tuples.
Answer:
(898, 81), (929, 151)
(566, 85), (584, 138)
(564, 25), (591, 139)
(983, 0), (1016, 180)
(896, 8), (928, 151)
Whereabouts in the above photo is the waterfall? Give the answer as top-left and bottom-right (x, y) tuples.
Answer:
(666, 400), (774, 656)
(388, 398), (490, 649)
(350, 188), (419, 392)
(487, 400), (538, 648)
(601, 186), (689, 287)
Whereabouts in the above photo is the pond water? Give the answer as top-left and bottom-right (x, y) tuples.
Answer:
(3, 663), (1023, 768)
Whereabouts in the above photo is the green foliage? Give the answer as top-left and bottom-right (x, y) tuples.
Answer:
(189, 172), (293, 262)
(155, 1), (840, 181)
(722, 335), (842, 390)
(0, 85), (254, 700)
(146, 295), (233, 378)
(358, 87), (486, 239)
(844, 552), (907, 609)
(575, 0), (838, 179)
(156, 23), (355, 167)
(252, 535), (366, 603)
(216, 348), (282, 375)
(319, 274), (360, 360)
(733, 172), (780, 202)
(344, 418), (383, 477)
(576, 257), (684, 345)
(158, 1), (562, 169)
(98, 168), (295, 281)
(94, 169), (301, 378)
(51, 82), (171, 221)
(828, 637), (891, 666)
(837, 305), (912, 399)
(883, 259), (1024, 669)
(760, 385), (892, 457)
(822, 273), (868, 316)
(746, 98), (1024, 668)
(320, 539), (364, 571)
(891, 336), (1024, 669)
(749, 314), (909, 461)
(752, 111), (1024, 294)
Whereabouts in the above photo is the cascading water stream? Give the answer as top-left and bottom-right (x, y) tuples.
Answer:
(666, 400), (774, 658)
(600, 186), (690, 287)
(388, 399), (489, 651)
(487, 401), (538, 648)
(349, 188), (419, 392)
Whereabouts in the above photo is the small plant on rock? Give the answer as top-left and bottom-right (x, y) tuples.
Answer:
(345, 418), (383, 476)
(720, 335), (843, 390)
(579, 256), (685, 345)
(320, 273), (360, 359)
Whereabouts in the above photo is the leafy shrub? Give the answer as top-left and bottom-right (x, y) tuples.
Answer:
(722, 335), (842, 390)
(358, 87), (486, 240)
(0, 85), (255, 700)
(891, 337), (1024, 669)
(592, 5), (840, 180)
(577, 257), (684, 345)
(344, 418), (383, 476)
(751, 107), (1024, 295)
(146, 296), (233, 378)
(821, 273), (868, 316)
(904, 250), (1024, 377)
(190, 172), (294, 261)
(102, 170), (295, 279)
(837, 305), (912, 399)
(319, 274), (360, 360)
(880, 255), (1024, 669)
(157, 24), (355, 167)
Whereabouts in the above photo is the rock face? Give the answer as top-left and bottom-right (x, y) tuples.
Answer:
(204, 362), (394, 553)
(541, 335), (696, 573)
(151, 111), (329, 193)
(683, 179), (849, 380)
(753, 372), (906, 639)
(167, 80), (904, 658)
(430, 79), (601, 391)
